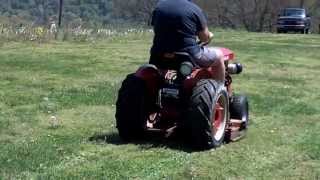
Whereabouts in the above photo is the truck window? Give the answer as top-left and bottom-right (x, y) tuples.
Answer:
(280, 9), (305, 17)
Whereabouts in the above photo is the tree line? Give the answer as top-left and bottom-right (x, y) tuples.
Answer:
(197, 0), (320, 32)
(0, 0), (319, 31)
(0, 0), (113, 27)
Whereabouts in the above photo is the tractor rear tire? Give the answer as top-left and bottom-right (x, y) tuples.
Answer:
(186, 80), (229, 150)
(115, 74), (148, 141)
(230, 95), (249, 130)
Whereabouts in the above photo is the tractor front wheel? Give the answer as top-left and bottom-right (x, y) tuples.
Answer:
(230, 95), (249, 130)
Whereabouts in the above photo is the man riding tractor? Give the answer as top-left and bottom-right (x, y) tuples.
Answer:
(115, 0), (249, 150)
(150, 0), (225, 83)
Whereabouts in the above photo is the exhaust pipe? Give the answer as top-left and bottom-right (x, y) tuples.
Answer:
(227, 63), (243, 74)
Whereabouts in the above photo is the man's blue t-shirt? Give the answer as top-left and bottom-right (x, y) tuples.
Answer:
(150, 0), (207, 59)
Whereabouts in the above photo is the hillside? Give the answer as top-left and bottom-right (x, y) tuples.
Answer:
(1, 0), (319, 32)
(0, 0), (113, 26)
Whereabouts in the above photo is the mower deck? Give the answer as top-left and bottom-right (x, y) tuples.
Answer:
(146, 119), (247, 143)
(226, 119), (247, 142)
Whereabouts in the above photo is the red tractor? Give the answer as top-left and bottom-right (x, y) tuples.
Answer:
(115, 47), (249, 150)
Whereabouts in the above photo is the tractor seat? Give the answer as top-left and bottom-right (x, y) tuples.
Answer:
(150, 52), (195, 70)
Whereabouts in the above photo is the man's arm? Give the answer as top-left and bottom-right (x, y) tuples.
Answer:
(198, 26), (213, 44)
(192, 2), (213, 43)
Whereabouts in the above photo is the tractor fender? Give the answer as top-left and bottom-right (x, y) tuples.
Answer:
(216, 47), (235, 61)
(135, 64), (161, 98)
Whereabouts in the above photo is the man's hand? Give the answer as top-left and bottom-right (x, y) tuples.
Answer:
(209, 31), (214, 40)
(198, 27), (213, 45)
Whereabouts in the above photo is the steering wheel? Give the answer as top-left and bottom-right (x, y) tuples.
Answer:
(197, 32), (214, 47)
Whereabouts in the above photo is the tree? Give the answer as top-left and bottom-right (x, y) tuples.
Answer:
(112, 0), (157, 24)
(0, 0), (319, 30)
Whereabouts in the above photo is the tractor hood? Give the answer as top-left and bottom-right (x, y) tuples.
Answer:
(218, 47), (235, 61)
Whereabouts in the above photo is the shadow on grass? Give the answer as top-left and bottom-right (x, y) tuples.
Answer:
(89, 132), (124, 145)
(89, 131), (196, 153)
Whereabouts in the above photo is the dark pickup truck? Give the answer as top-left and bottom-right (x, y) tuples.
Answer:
(277, 8), (311, 34)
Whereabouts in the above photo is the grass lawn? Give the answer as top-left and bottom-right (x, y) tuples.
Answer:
(0, 30), (319, 179)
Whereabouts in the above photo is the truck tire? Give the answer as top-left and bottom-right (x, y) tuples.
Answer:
(186, 80), (229, 149)
(304, 29), (310, 34)
(230, 95), (249, 130)
(115, 74), (148, 141)
(301, 29), (309, 34)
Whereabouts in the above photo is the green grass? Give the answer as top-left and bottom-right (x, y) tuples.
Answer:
(0, 30), (320, 179)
